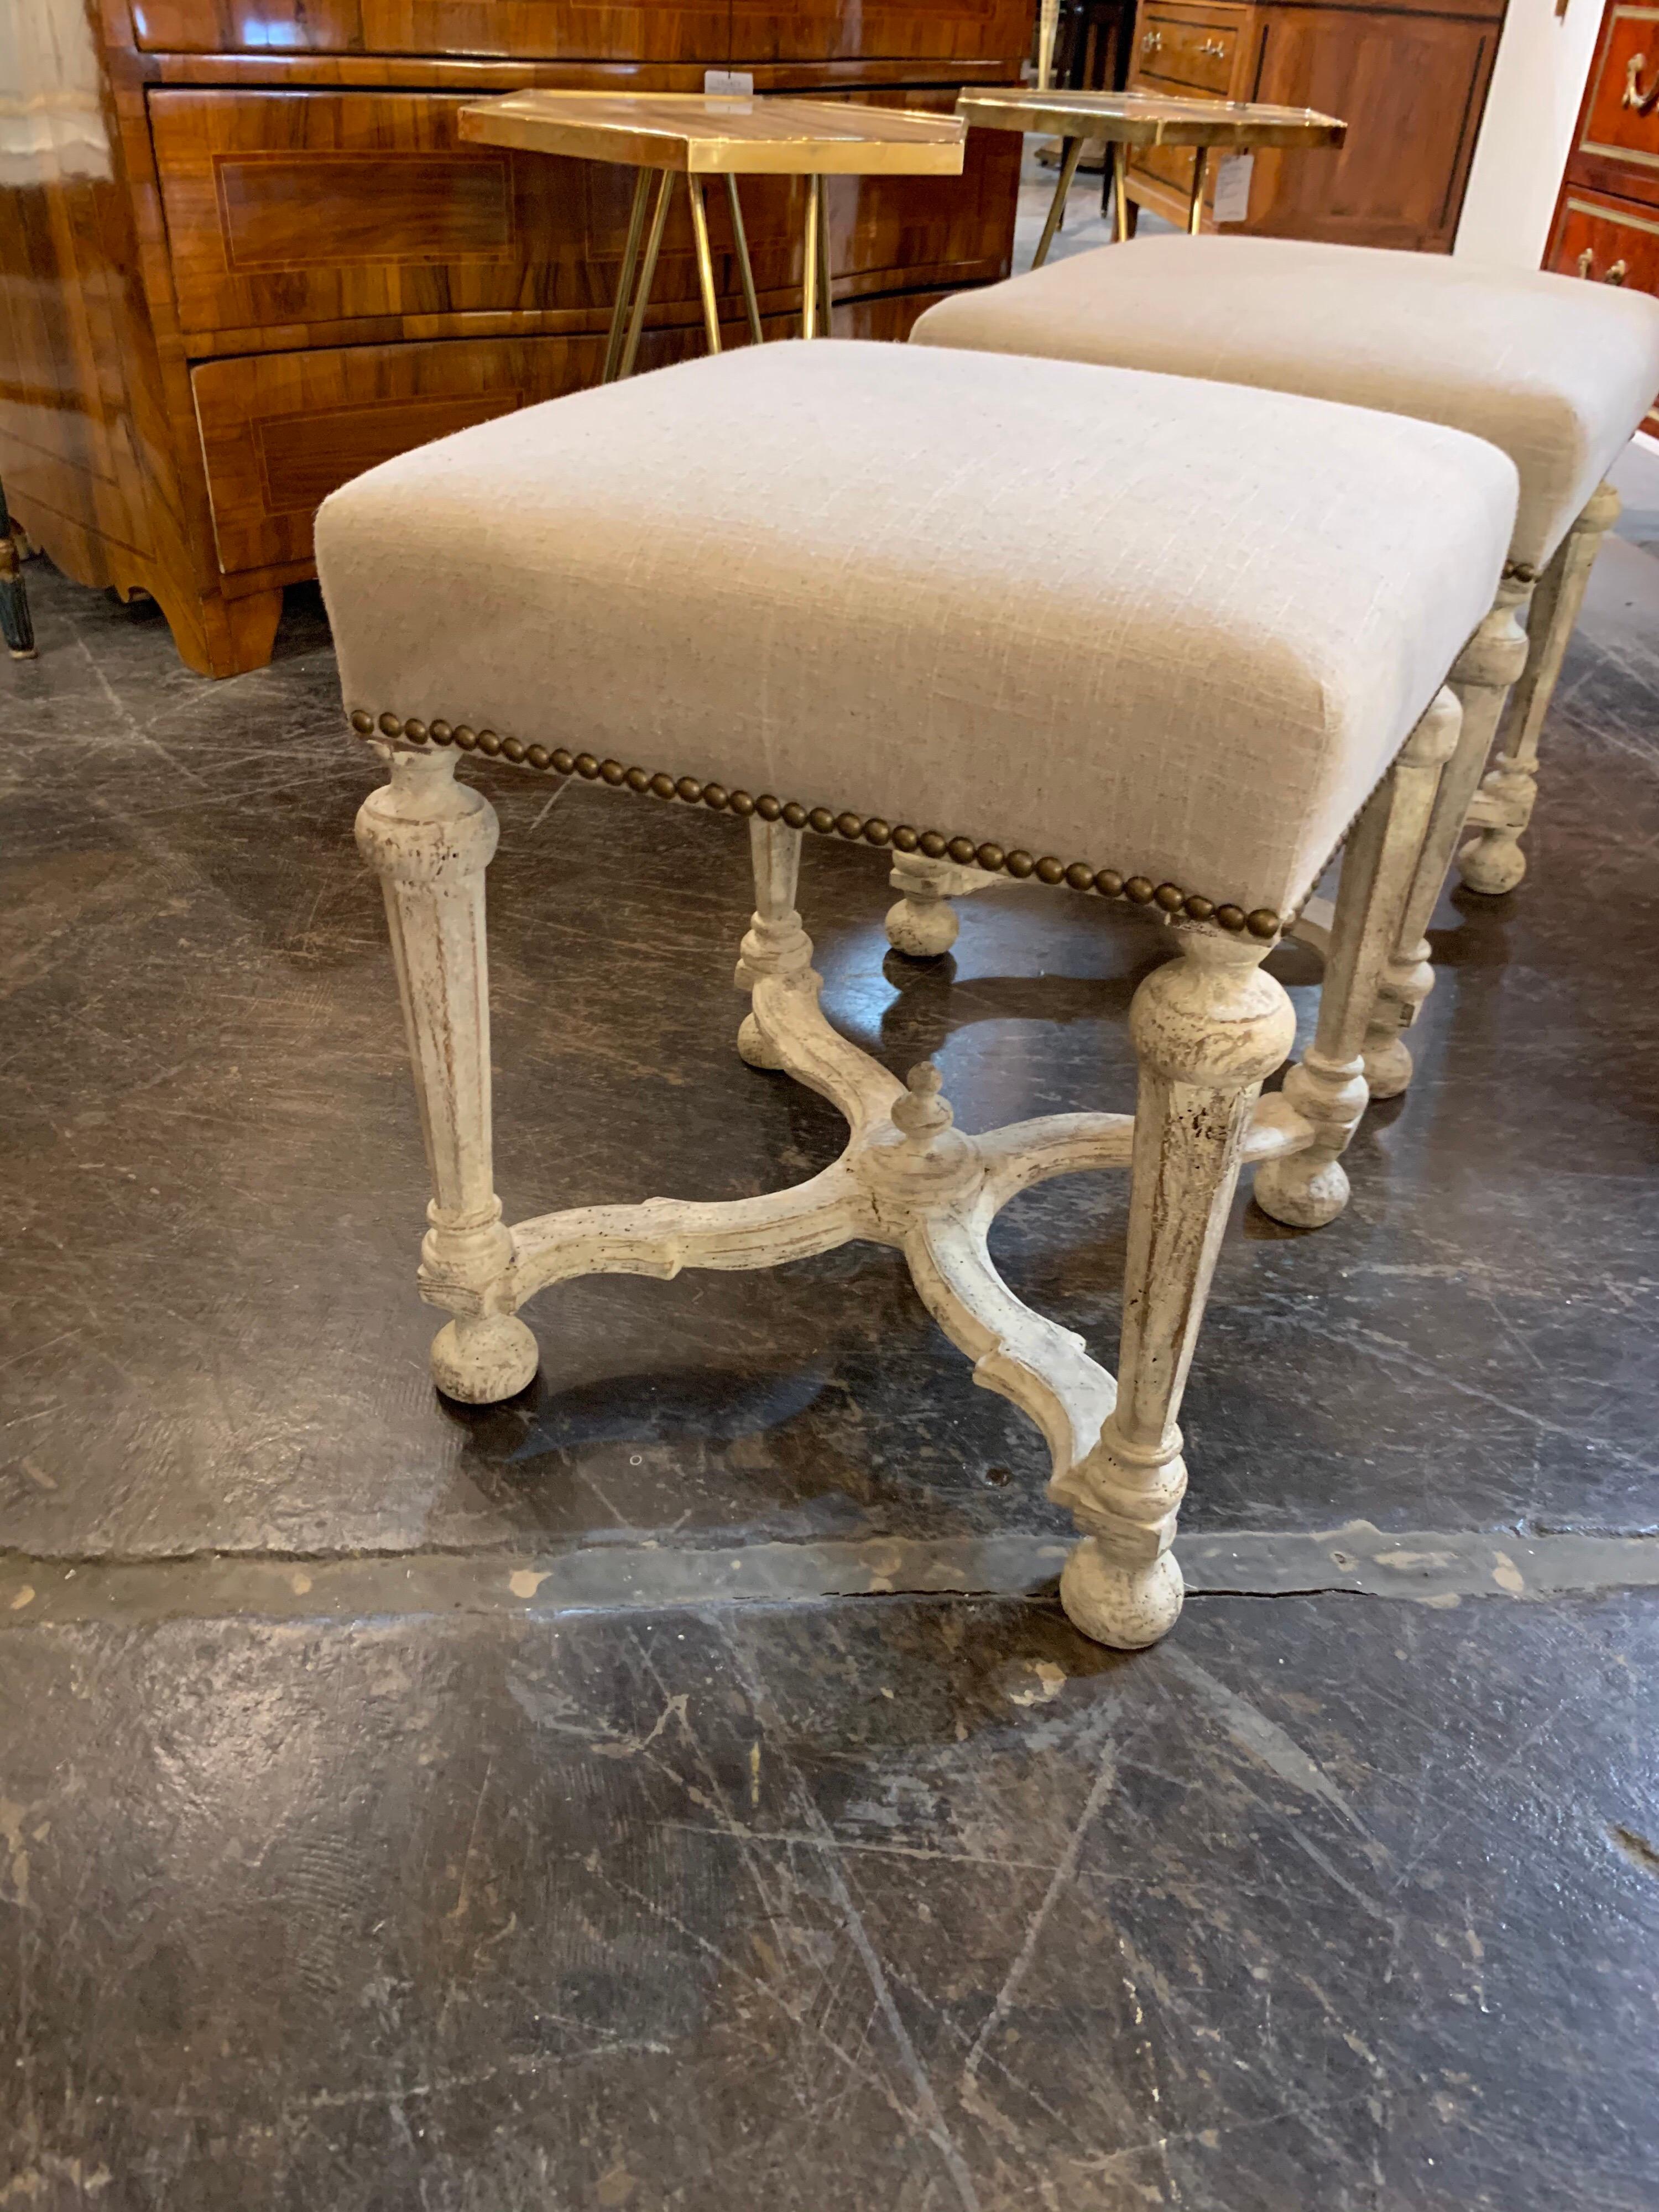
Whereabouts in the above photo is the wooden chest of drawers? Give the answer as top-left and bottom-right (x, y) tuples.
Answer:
(0, 0), (1024, 674)
(1123, 0), (1505, 251)
(1545, 0), (1659, 433)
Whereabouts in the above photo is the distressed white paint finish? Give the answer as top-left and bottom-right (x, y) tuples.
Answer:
(1359, 586), (1531, 1094)
(1055, 930), (1296, 1646)
(1458, 481), (1620, 898)
(884, 849), (1000, 957)
(363, 779), (1505, 1648)
(1259, 689), (1462, 1224)
(355, 748), (538, 1402)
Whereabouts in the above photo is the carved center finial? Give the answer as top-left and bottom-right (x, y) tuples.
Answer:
(892, 1062), (954, 1145)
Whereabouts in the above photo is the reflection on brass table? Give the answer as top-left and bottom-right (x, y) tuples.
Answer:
(460, 91), (967, 369)
(958, 87), (1344, 260)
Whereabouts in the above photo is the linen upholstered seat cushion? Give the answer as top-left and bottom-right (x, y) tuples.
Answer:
(316, 340), (1516, 922)
(911, 236), (1659, 572)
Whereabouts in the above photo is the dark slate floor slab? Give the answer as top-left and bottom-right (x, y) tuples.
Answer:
(2, 1587), (1655, 2211)
(2, 539), (1658, 1560)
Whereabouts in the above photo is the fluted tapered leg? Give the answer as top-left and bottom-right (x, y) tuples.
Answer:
(737, 817), (812, 1066)
(1057, 928), (1295, 1649)
(1256, 690), (1461, 1226)
(1459, 482), (1620, 897)
(356, 748), (537, 1402)
(1363, 581), (1532, 1096)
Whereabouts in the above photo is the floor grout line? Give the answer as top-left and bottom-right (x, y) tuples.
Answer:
(1, 1520), (1656, 1630)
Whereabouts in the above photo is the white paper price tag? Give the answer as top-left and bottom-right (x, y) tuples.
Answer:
(703, 69), (755, 95)
(1211, 153), (1254, 224)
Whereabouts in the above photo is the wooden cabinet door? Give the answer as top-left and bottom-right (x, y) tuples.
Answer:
(1242, 6), (1499, 249)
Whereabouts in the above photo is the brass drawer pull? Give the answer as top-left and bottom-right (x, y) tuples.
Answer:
(1577, 247), (1629, 284)
(1141, 29), (1164, 51)
(1624, 51), (1659, 114)
(1199, 38), (1228, 57)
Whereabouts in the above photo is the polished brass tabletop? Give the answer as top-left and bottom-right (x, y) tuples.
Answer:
(956, 87), (1345, 152)
(458, 91), (967, 175)
(957, 87), (1345, 260)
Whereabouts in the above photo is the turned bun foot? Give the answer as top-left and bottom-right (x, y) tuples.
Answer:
(1363, 1032), (1414, 1099)
(1457, 832), (1526, 897)
(737, 1011), (786, 1068)
(884, 895), (959, 959)
(431, 1314), (539, 1404)
(1060, 1539), (1184, 1650)
(1253, 1154), (1351, 1229)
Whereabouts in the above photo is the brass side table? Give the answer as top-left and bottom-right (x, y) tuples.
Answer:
(459, 91), (967, 380)
(957, 87), (1345, 264)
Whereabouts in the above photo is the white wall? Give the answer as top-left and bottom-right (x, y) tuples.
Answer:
(1454, 0), (1605, 265)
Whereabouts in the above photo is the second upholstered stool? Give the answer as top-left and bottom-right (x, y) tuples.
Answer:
(317, 341), (1515, 1651)
(910, 237), (1659, 1091)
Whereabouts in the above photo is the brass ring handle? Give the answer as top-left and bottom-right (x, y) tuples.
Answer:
(1624, 51), (1659, 114)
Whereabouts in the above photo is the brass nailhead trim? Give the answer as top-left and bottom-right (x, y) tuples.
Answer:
(351, 711), (1280, 938)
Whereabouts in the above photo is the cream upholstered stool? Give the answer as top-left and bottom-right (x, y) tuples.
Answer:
(907, 237), (1659, 1092)
(317, 341), (1515, 1651)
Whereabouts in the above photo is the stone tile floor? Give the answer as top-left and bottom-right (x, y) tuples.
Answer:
(0, 430), (1656, 2208)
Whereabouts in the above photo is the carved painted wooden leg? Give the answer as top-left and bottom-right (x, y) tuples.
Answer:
(356, 749), (537, 1403)
(884, 852), (999, 958)
(1459, 482), (1619, 896)
(1257, 691), (1461, 1225)
(736, 817), (812, 1067)
(1363, 580), (1532, 1096)
(1058, 928), (1295, 1649)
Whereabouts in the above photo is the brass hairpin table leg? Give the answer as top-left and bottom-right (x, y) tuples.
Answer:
(727, 175), (764, 345)
(618, 170), (677, 380)
(1186, 146), (1210, 234)
(815, 175), (834, 336)
(1110, 142), (1130, 243)
(801, 174), (821, 338)
(602, 171), (654, 384)
(687, 173), (722, 353)
(1032, 135), (1084, 269)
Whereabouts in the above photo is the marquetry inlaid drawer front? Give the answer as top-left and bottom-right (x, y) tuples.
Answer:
(133, 0), (1026, 57)
(152, 90), (1016, 344)
(193, 292), (960, 572)
(1547, 191), (1659, 295)
(1130, 6), (1245, 96)
(1579, 4), (1659, 186)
